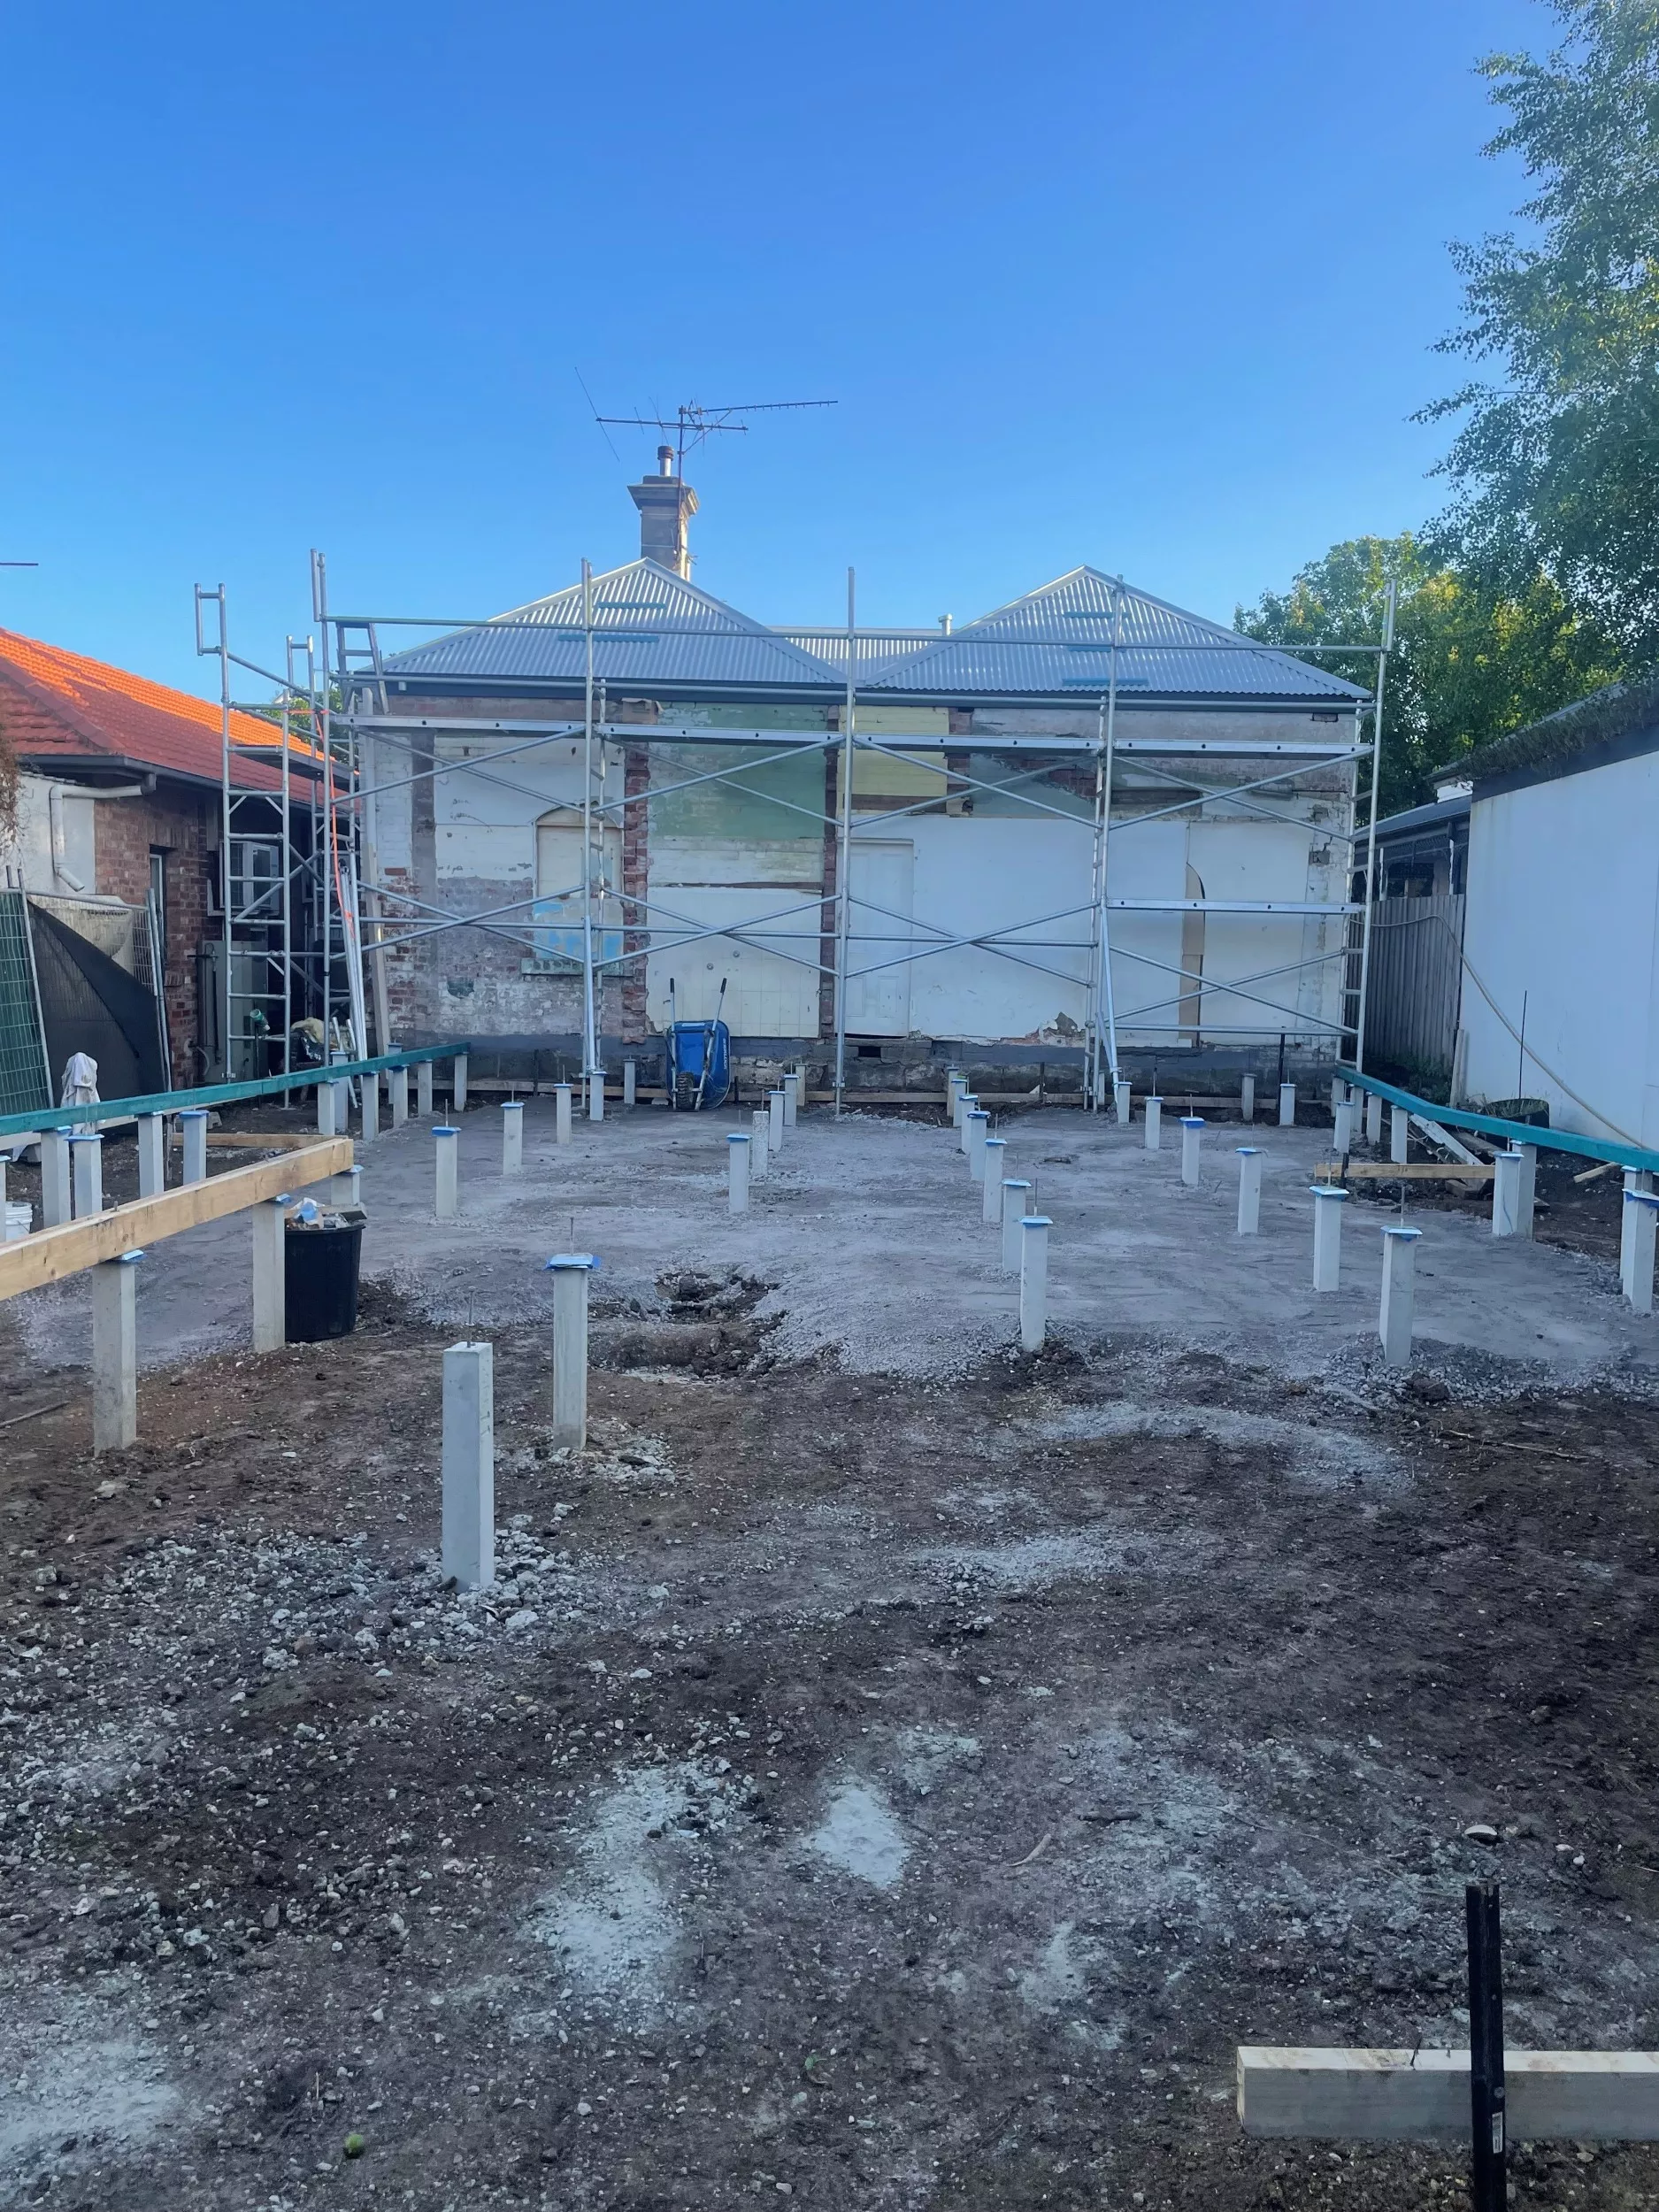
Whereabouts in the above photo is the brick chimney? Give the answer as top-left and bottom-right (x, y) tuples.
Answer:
(628, 445), (698, 577)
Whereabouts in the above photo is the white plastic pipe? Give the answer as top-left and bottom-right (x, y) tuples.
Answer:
(1113, 1079), (1130, 1124)
(546, 1254), (596, 1447)
(1018, 1215), (1051, 1353)
(1379, 1224), (1421, 1367)
(1311, 1185), (1347, 1292)
(502, 1099), (524, 1177)
(1001, 1179), (1033, 1273)
(40, 1131), (70, 1227)
(727, 1132), (750, 1213)
(1279, 1082), (1296, 1127)
(1492, 1147), (1525, 1237)
(434, 1125), (459, 1219)
(180, 1109), (209, 1187)
(417, 1061), (434, 1118)
(389, 1065), (409, 1128)
(442, 1340), (495, 1589)
(1240, 1074), (1256, 1125)
(1144, 1096), (1163, 1151)
(1236, 1146), (1263, 1235)
(1626, 1191), (1659, 1315)
(750, 1105), (769, 1179)
(70, 1133), (104, 1218)
(982, 1137), (1007, 1222)
(768, 1088), (785, 1156)
(1391, 1103), (1409, 1165)
(251, 1196), (287, 1354)
(1364, 1090), (1382, 1147)
(136, 1112), (165, 1199)
(1179, 1116), (1203, 1188)
(555, 1083), (572, 1144)
(91, 1251), (141, 1453)
(967, 1110), (989, 1183)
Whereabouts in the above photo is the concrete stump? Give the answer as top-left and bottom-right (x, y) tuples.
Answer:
(417, 1062), (434, 1118)
(137, 1113), (165, 1199)
(1493, 1148), (1525, 1237)
(1311, 1185), (1347, 1292)
(1236, 1147), (1263, 1235)
(982, 1138), (1007, 1221)
(555, 1084), (572, 1144)
(546, 1255), (596, 1448)
(728, 1133), (750, 1214)
(40, 1131), (71, 1227)
(442, 1340), (495, 1590)
(623, 1060), (636, 1110)
(967, 1110), (989, 1183)
(1391, 1104), (1409, 1165)
(502, 1100), (524, 1178)
(389, 1066), (409, 1128)
(180, 1110), (209, 1187)
(768, 1089), (784, 1156)
(1364, 1091), (1382, 1147)
(91, 1252), (141, 1452)
(750, 1107), (769, 1179)
(1379, 1224), (1421, 1367)
(252, 1196), (287, 1354)
(70, 1133), (104, 1218)
(1001, 1179), (1033, 1274)
(453, 1054), (469, 1112)
(360, 1072), (379, 1146)
(1624, 1191), (1659, 1316)
(1279, 1082), (1296, 1128)
(1018, 1216), (1051, 1354)
(1333, 1102), (1356, 1156)
(1144, 1097), (1163, 1151)
(1240, 1074), (1256, 1125)
(1180, 1116), (1203, 1188)
(1114, 1079), (1131, 1125)
(588, 1069), (605, 1123)
(434, 1125), (459, 1219)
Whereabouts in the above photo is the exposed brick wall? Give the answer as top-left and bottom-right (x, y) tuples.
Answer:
(93, 785), (214, 1084)
(620, 744), (650, 1041)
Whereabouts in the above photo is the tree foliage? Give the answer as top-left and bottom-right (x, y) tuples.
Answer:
(1422, 0), (1659, 655)
(1236, 534), (1620, 812)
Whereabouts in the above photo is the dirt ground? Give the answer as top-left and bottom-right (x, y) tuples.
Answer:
(4, 1259), (1659, 2211)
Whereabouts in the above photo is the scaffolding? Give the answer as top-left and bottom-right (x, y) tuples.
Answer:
(221, 553), (1393, 1109)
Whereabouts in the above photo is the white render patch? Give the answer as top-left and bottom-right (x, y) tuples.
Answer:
(807, 1782), (909, 1890)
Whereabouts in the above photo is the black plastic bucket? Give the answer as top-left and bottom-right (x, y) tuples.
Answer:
(284, 1219), (364, 1341)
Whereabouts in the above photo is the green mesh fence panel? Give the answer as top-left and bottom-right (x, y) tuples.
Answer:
(0, 891), (50, 1117)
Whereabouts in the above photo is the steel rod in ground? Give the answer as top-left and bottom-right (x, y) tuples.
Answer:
(1467, 1881), (1507, 2212)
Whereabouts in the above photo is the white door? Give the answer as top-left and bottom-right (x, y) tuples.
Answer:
(843, 840), (913, 1036)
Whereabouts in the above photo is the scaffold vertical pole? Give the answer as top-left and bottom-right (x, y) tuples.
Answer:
(1353, 579), (1395, 1076)
(833, 566), (856, 1118)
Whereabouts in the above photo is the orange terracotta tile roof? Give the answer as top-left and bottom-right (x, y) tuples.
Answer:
(0, 626), (319, 793)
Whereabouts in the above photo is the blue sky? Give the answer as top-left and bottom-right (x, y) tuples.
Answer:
(1, 0), (1548, 695)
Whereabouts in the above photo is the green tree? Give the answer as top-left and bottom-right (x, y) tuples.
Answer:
(1422, 0), (1659, 656)
(1236, 534), (1619, 812)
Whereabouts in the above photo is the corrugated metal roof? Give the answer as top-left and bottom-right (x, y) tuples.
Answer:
(857, 567), (1370, 702)
(777, 628), (946, 674)
(382, 560), (844, 690)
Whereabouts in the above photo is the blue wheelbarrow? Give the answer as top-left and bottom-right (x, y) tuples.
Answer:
(665, 976), (732, 1110)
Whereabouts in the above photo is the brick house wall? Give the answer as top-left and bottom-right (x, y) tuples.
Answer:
(94, 783), (216, 1084)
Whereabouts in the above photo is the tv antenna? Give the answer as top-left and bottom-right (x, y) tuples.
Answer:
(595, 396), (835, 473)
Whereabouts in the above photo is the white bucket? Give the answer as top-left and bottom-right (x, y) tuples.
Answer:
(4, 1201), (32, 1242)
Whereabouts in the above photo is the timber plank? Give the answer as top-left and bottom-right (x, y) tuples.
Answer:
(1238, 2046), (1659, 2142)
(1314, 1162), (1496, 1183)
(0, 1140), (351, 1302)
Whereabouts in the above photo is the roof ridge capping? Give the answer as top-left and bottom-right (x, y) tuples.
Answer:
(1432, 671), (1659, 791)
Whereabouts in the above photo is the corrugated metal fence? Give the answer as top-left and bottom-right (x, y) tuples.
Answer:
(1365, 893), (1464, 1077)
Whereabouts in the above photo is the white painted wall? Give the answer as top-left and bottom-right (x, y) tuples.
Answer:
(3, 774), (96, 894)
(1463, 749), (1659, 1145)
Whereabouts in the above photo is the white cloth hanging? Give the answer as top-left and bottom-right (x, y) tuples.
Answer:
(60, 1052), (99, 1134)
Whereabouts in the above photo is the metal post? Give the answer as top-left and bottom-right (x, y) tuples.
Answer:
(580, 557), (597, 1097)
(215, 584), (234, 1080)
(1097, 585), (1124, 1101)
(727, 1132), (750, 1214)
(1466, 1879), (1507, 2212)
(833, 566), (856, 1118)
(1236, 1146), (1263, 1235)
(1353, 580), (1395, 1075)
